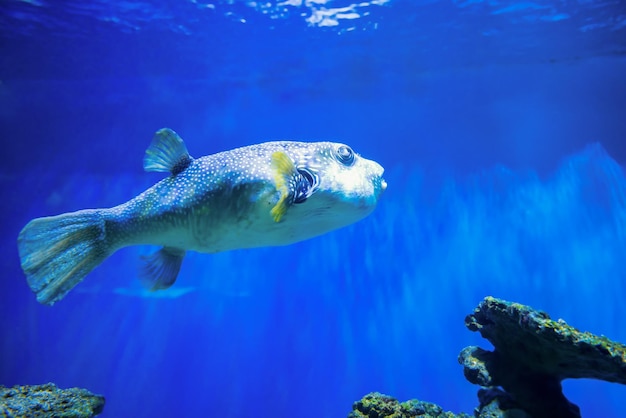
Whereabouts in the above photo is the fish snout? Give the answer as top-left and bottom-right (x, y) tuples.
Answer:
(375, 177), (387, 199)
(370, 161), (386, 198)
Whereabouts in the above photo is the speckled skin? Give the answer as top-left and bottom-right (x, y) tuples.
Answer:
(104, 140), (385, 254)
(18, 137), (385, 305)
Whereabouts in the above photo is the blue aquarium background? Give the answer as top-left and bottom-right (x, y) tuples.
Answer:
(1, 0), (626, 417)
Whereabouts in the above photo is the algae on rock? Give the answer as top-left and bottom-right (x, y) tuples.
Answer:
(349, 392), (471, 418)
(460, 296), (626, 418)
(0, 383), (104, 418)
(349, 296), (626, 418)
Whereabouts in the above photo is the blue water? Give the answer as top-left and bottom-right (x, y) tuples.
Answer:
(1, 0), (626, 417)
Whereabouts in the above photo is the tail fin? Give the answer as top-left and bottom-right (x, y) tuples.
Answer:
(18, 209), (110, 305)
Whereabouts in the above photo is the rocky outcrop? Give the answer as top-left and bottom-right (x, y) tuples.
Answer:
(349, 392), (471, 418)
(0, 383), (104, 418)
(350, 296), (626, 418)
(460, 296), (626, 418)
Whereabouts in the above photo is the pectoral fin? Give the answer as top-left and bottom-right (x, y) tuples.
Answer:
(270, 151), (318, 222)
(139, 247), (185, 291)
(270, 151), (298, 223)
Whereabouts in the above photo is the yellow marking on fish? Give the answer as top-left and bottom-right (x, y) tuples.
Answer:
(270, 151), (296, 223)
(17, 130), (387, 305)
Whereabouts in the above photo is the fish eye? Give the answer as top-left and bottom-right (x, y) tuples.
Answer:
(335, 145), (355, 166)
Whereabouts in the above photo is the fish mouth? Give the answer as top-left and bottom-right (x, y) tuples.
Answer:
(375, 163), (386, 197)
(375, 177), (387, 199)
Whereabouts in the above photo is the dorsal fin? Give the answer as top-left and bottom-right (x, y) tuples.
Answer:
(143, 128), (193, 175)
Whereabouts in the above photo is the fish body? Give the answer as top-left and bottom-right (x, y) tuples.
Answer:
(18, 129), (386, 305)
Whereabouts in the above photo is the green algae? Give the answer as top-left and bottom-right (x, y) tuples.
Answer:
(0, 383), (104, 418)
(350, 296), (626, 418)
(460, 296), (626, 418)
(348, 392), (471, 418)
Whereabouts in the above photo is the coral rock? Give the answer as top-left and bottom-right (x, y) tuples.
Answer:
(348, 392), (470, 418)
(460, 296), (626, 418)
(0, 383), (104, 418)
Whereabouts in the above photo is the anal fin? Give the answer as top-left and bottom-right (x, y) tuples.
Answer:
(139, 247), (185, 291)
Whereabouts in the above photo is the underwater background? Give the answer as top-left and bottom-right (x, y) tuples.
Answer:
(1, 0), (626, 417)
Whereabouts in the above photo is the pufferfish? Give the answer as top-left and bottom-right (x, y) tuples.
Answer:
(18, 128), (387, 305)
